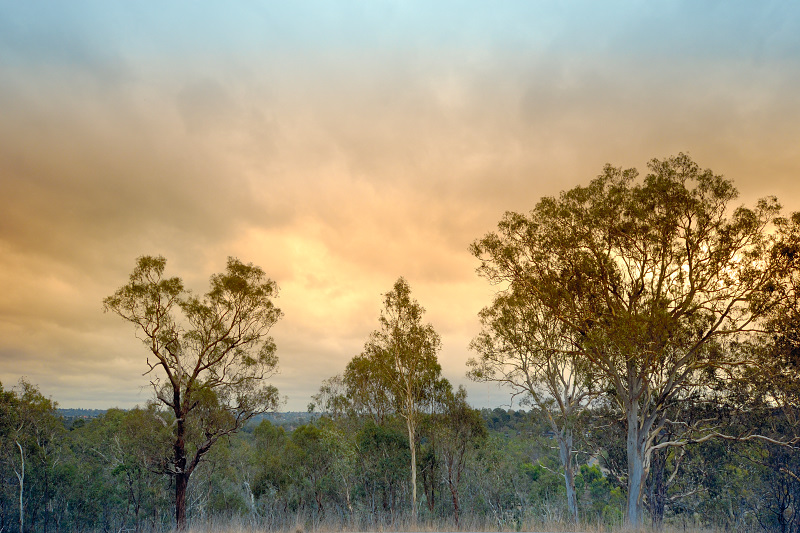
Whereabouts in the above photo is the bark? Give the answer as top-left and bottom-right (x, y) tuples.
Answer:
(648, 449), (667, 530)
(343, 476), (353, 513)
(626, 405), (649, 529)
(175, 473), (188, 530)
(15, 440), (24, 533)
(422, 457), (435, 513)
(44, 463), (49, 533)
(556, 429), (579, 523)
(174, 412), (188, 530)
(444, 450), (463, 527)
(449, 481), (461, 527)
(315, 489), (324, 513)
(125, 469), (142, 533)
(407, 415), (417, 524)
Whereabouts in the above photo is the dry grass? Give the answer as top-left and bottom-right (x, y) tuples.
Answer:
(182, 514), (745, 533)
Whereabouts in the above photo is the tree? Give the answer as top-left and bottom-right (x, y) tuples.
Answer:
(77, 406), (172, 533)
(734, 212), (800, 420)
(355, 420), (411, 520)
(0, 380), (63, 533)
(721, 228), (800, 532)
(104, 255), (283, 530)
(251, 420), (291, 516)
(468, 289), (595, 522)
(17, 381), (63, 533)
(471, 154), (799, 527)
(0, 382), (24, 533)
(344, 277), (443, 522)
(435, 386), (487, 527)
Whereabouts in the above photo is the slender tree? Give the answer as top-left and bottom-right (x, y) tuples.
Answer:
(469, 290), (596, 522)
(0, 384), (25, 533)
(0, 380), (62, 533)
(472, 154), (800, 527)
(345, 277), (443, 522)
(435, 386), (487, 527)
(104, 255), (282, 530)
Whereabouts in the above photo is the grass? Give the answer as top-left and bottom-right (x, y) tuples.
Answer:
(181, 514), (746, 533)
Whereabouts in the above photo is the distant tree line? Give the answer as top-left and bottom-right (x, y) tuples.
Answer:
(2, 154), (799, 532)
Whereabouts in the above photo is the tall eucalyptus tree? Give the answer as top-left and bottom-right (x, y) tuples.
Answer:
(472, 154), (800, 526)
(344, 277), (444, 522)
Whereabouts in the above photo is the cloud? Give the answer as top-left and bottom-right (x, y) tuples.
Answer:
(1, 2), (799, 410)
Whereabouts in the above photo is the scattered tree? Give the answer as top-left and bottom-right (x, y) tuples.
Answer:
(104, 255), (283, 529)
(344, 277), (443, 522)
(0, 380), (62, 533)
(469, 289), (595, 522)
(435, 386), (487, 526)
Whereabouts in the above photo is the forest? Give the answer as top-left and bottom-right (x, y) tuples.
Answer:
(3, 154), (800, 532)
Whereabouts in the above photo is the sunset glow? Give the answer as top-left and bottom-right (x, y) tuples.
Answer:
(1, 2), (799, 410)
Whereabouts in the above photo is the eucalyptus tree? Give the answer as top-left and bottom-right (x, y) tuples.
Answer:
(0, 380), (63, 533)
(344, 277), (444, 522)
(468, 290), (596, 523)
(435, 386), (487, 527)
(104, 255), (283, 530)
(78, 406), (172, 533)
(17, 381), (63, 533)
(736, 212), (800, 416)
(0, 381), (24, 533)
(472, 154), (800, 527)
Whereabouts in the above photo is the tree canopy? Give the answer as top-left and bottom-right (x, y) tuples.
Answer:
(472, 153), (800, 526)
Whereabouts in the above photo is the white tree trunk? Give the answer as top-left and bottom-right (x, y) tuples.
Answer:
(557, 429), (579, 523)
(407, 415), (417, 524)
(626, 406), (649, 529)
(15, 440), (25, 533)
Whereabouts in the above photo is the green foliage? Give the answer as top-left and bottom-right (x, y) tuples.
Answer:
(6, 155), (800, 531)
(66, 406), (173, 531)
(332, 277), (446, 521)
(355, 418), (411, 516)
(252, 420), (290, 501)
(104, 255), (283, 528)
(575, 464), (624, 524)
(342, 278), (444, 423)
(472, 153), (800, 526)
(522, 460), (564, 500)
(1, 380), (799, 532)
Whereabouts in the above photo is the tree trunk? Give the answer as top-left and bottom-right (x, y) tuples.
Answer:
(175, 473), (188, 530)
(175, 414), (188, 530)
(422, 458), (435, 513)
(648, 449), (666, 530)
(44, 461), (50, 533)
(556, 428), (579, 523)
(626, 406), (648, 529)
(15, 440), (24, 533)
(135, 496), (141, 533)
(407, 416), (417, 524)
(448, 478), (461, 527)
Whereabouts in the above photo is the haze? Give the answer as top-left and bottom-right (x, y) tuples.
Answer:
(1, 2), (799, 410)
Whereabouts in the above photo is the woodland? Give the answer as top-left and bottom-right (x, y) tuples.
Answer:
(2, 154), (800, 532)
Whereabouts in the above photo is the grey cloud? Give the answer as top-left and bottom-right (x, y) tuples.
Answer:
(176, 78), (240, 135)
(2, 2), (800, 411)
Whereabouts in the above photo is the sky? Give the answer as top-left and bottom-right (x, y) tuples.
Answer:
(1, 1), (799, 411)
